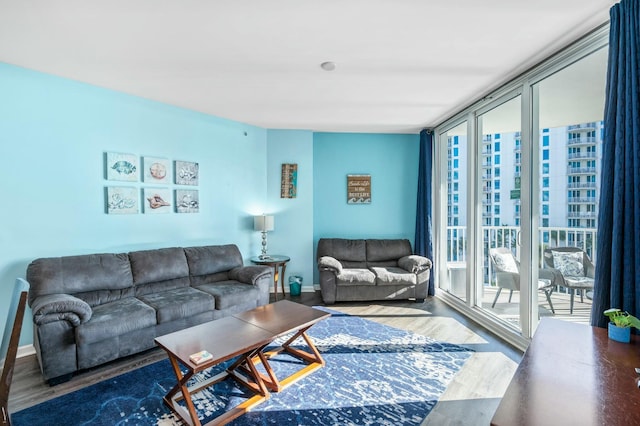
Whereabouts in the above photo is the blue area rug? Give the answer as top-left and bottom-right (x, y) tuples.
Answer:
(13, 308), (473, 425)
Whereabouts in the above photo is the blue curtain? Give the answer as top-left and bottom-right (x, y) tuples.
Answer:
(415, 129), (435, 296)
(591, 0), (640, 327)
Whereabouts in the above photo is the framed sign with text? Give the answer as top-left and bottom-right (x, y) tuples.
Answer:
(347, 174), (371, 204)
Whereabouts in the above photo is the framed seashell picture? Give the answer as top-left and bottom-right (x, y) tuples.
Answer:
(105, 152), (139, 182)
(105, 186), (138, 214)
(175, 189), (199, 213)
(174, 160), (199, 186)
(143, 188), (172, 214)
(142, 156), (170, 184)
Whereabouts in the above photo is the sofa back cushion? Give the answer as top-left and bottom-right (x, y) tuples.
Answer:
(27, 253), (134, 307)
(317, 238), (367, 268)
(130, 247), (190, 296)
(185, 244), (244, 285)
(366, 239), (412, 267)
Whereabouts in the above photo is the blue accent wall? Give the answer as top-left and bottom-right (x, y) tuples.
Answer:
(0, 63), (268, 346)
(266, 130), (315, 293)
(312, 132), (420, 282)
(0, 63), (420, 350)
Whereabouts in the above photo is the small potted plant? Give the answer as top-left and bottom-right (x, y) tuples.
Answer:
(604, 308), (640, 343)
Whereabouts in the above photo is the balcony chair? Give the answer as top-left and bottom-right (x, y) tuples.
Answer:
(489, 247), (556, 314)
(543, 247), (595, 314)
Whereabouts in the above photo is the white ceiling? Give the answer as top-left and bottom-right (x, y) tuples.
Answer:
(0, 0), (616, 134)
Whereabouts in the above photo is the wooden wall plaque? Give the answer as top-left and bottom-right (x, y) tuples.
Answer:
(347, 174), (371, 204)
(281, 163), (298, 198)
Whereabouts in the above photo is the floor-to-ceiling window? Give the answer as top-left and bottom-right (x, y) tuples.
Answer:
(441, 121), (468, 302)
(476, 95), (524, 332)
(435, 27), (608, 348)
(533, 46), (607, 322)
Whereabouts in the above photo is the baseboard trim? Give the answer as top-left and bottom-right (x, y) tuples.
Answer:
(17, 344), (35, 359)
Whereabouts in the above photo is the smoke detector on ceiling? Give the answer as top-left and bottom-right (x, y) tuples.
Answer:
(320, 61), (336, 71)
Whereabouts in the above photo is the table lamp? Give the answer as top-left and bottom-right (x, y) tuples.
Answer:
(254, 214), (274, 259)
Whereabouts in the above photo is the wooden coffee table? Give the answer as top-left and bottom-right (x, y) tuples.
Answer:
(234, 300), (330, 392)
(154, 301), (330, 426)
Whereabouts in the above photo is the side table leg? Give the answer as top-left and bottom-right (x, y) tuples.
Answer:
(280, 262), (287, 299)
(272, 265), (278, 300)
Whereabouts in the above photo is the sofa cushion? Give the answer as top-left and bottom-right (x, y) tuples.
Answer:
(366, 239), (412, 262)
(75, 297), (156, 345)
(184, 245), (243, 276)
(195, 281), (260, 310)
(138, 287), (215, 324)
(318, 256), (343, 274)
(336, 269), (376, 286)
(398, 255), (432, 273)
(27, 253), (133, 305)
(552, 250), (585, 277)
(317, 239), (367, 263)
(129, 247), (189, 286)
(370, 267), (417, 286)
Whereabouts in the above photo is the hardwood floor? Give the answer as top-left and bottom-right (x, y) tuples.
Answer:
(7, 291), (523, 425)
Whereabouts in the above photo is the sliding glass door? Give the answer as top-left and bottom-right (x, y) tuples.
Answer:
(532, 46), (607, 321)
(435, 29), (608, 345)
(441, 122), (468, 302)
(475, 95), (526, 331)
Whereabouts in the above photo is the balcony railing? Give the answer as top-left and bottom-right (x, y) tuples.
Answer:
(567, 182), (596, 189)
(446, 225), (598, 280)
(568, 197), (597, 203)
(568, 211), (597, 218)
(568, 122), (597, 131)
(567, 166), (597, 174)
(568, 152), (596, 160)
(568, 137), (597, 145)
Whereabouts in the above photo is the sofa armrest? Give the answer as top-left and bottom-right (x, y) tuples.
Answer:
(229, 265), (272, 285)
(318, 256), (343, 274)
(31, 294), (92, 326)
(398, 255), (432, 273)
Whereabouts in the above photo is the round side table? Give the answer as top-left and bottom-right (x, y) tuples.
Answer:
(250, 255), (290, 300)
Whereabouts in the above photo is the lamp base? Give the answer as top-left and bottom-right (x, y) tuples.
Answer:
(260, 230), (270, 259)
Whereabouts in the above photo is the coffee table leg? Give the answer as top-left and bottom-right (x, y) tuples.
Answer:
(164, 355), (201, 426)
(258, 326), (326, 392)
(227, 346), (270, 397)
(163, 349), (272, 426)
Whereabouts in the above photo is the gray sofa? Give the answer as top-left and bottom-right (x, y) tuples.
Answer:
(317, 238), (432, 304)
(26, 244), (272, 385)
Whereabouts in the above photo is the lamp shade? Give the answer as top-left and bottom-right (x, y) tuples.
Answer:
(254, 215), (274, 232)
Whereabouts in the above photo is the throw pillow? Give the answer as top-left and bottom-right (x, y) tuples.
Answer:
(492, 251), (519, 273)
(551, 250), (584, 277)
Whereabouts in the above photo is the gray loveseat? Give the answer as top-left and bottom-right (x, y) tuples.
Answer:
(26, 244), (272, 385)
(317, 238), (432, 304)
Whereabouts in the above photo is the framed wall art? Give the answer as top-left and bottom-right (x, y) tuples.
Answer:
(142, 156), (170, 184)
(281, 163), (298, 198)
(105, 186), (138, 214)
(347, 174), (371, 204)
(143, 188), (172, 214)
(174, 160), (199, 186)
(105, 152), (139, 182)
(175, 189), (199, 213)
